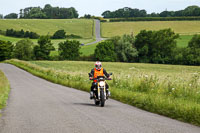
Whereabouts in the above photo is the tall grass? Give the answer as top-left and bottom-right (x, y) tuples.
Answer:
(6, 59), (200, 126)
(0, 70), (10, 110)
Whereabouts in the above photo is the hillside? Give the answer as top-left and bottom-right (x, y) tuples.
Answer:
(0, 19), (94, 38)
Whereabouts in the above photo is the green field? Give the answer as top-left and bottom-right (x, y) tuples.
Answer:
(80, 43), (99, 56)
(101, 21), (200, 38)
(176, 35), (193, 47)
(0, 19), (94, 38)
(6, 59), (200, 126)
(0, 70), (10, 110)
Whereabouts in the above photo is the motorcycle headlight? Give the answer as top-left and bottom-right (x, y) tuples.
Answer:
(99, 81), (105, 87)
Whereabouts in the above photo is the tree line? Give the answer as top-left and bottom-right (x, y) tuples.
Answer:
(102, 5), (200, 18)
(1, 4), (79, 19)
(94, 29), (200, 65)
(0, 36), (81, 61)
(0, 29), (81, 39)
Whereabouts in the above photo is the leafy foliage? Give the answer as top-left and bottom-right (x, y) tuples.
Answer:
(20, 4), (78, 19)
(33, 36), (55, 60)
(0, 40), (13, 61)
(6, 29), (40, 39)
(182, 35), (200, 65)
(95, 40), (117, 62)
(135, 29), (179, 63)
(14, 39), (33, 60)
(95, 35), (138, 62)
(58, 40), (81, 60)
(4, 13), (18, 19)
(102, 5), (200, 18)
(114, 35), (138, 62)
(51, 30), (66, 39)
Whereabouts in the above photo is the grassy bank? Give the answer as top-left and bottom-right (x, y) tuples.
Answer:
(0, 70), (10, 110)
(5, 59), (200, 126)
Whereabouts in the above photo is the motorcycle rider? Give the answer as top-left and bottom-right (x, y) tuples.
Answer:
(89, 61), (111, 99)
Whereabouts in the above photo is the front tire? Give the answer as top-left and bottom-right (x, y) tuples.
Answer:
(100, 91), (105, 107)
(95, 100), (100, 105)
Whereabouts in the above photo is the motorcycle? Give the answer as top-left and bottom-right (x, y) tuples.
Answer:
(88, 73), (112, 107)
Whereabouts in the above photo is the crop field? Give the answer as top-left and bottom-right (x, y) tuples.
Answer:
(6, 59), (200, 125)
(101, 21), (200, 38)
(0, 19), (94, 38)
(0, 70), (10, 110)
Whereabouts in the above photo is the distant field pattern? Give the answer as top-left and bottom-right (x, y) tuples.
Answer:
(102, 21), (200, 37)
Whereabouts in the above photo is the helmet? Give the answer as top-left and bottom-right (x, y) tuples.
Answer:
(95, 61), (102, 71)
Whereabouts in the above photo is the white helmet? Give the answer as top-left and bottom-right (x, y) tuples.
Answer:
(95, 61), (102, 71)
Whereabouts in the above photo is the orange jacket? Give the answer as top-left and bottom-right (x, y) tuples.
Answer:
(93, 68), (104, 82)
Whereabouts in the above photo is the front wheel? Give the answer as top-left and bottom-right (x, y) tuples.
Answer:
(95, 100), (100, 105)
(100, 91), (105, 107)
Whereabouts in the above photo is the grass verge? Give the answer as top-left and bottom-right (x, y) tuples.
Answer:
(5, 59), (200, 126)
(0, 70), (10, 110)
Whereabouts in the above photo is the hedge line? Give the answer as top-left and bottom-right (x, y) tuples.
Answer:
(103, 17), (200, 22)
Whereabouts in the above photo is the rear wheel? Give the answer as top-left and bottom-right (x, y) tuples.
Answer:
(100, 91), (105, 107)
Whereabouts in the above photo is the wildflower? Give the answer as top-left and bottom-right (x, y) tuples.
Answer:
(172, 88), (175, 91)
(189, 84), (192, 87)
(144, 75), (148, 78)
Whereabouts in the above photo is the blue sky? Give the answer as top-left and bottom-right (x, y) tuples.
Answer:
(0, 0), (200, 16)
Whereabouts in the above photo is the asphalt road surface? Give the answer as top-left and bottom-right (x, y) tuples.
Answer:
(86, 19), (105, 45)
(0, 63), (199, 133)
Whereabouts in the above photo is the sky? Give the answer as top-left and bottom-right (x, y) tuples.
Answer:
(0, 0), (200, 17)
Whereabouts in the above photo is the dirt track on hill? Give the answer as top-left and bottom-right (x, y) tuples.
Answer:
(0, 63), (199, 133)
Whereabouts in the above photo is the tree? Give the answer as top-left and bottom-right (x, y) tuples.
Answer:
(95, 40), (117, 62)
(29, 7), (46, 18)
(14, 39), (33, 60)
(0, 40), (13, 61)
(182, 35), (200, 65)
(0, 14), (3, 19)
(135, 29), (179, 64)
(51, 30), (66, 39)
(4, 13), (18, 19)
(114, 35), (138, 62)
(58, 40), (81, 60)
(33, 36), (55, 60)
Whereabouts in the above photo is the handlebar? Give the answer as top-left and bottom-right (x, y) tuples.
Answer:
(89, 78), (112, 80)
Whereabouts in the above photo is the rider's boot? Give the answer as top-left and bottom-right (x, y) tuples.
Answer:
(90, 91), (93, 99)
(106, 90), (111, 99)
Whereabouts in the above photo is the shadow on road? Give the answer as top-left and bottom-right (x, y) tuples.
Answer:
(73, 103), (97, 107)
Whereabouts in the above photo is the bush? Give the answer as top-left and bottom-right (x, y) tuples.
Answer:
(135, 29), (179, 64)
(114, 35), (138, 62)
(66, 34), (82, 39)
(95, 40), (117, 62)
(0, 40), (13, 61)
(58, 40), (81, 60)
(51, 30), (66, 39)
(182, 35), (200, 65)
(6, 29), (39, 39)
(33, 36), (55, 60)
(14, 39), (34, 60)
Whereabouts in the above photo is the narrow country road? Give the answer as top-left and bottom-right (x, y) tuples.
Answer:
(86, 19), (104, 45)
(0, 63), (199, 133)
